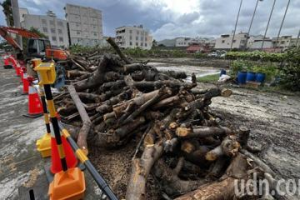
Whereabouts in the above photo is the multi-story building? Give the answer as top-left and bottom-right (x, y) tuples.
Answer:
(21, 11), (69, 47)
(115, 25), (152, 50)
(215, 32), (248, 50)
(65, 4), (103, 46)
(19, 8), (29, 23)
(175, 37), (208, 47)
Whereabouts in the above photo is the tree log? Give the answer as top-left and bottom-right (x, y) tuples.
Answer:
(175, 153), (250, 200)
(176, 126), (232, 138)
(68, 85), (92, 155)
(107, 37), (131, 64)
(74, 55), (109, 91)
(126, 141), (164, 200)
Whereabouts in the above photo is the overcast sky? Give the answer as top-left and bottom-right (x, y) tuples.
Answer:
(0, 0), (299, 41)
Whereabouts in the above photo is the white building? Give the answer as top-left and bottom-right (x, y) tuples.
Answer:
(175, 37), (208, 47)
(21, 11), (69, 47)
(250, 40), (273, 49)
(115, 25), (152, 50)
(19, 8), (29, 23)
(215, 32), (248, 50)
(65, 4), (103, 46)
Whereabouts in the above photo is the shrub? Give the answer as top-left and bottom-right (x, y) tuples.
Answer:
(280, 47), (300, 91)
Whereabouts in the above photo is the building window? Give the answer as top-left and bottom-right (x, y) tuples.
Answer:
(145, 37), (147, 41)
(130, 42), (132, 46)
(51, 28), (56, 34)
(129, 30), (132, 34)
(136, 36), (138, 40)
(136, 42), (138, 46)
(59, 37), (64, 42)
(141, 43), (143, 46)
(233, 40), (236, 43)
(94, 32), (97, 36)
(137, 30), (139, 35)
(145, 43), (147, 47)
(141, 36), (144, 41)
(41, 19), (47, 24)
(281, 41), (285, 44)
(77, 31), (80, 35)
(57, 21), (63, 26)
(43, 27), (48, 33)
(130, 35), (132, 40)
(49, 20), (55, 25)
(58, 29), (62, 34)
(222, 40), (225, 43)
(52, 36), (57, 41)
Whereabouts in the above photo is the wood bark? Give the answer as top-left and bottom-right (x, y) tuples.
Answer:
(68, 85), (92, 155)
(126, 142), (164, 200)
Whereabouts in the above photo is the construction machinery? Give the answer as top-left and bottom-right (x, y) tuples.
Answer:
(0, 26), (67, 62)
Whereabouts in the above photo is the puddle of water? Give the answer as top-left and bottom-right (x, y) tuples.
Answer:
(149, 62), (220, 81)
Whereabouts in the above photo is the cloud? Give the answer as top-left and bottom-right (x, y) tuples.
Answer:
(0, 0), (299, 41)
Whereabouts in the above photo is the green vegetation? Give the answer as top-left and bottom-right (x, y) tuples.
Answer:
(0, 0), (13, 26)
(123, 47), (188, 58)
(280, 47), (300, 91)
(69, 44), (113, 54)
(197, 74), (219, 83)
(230, 60), (278, 82)
(226, 51), (286, 62)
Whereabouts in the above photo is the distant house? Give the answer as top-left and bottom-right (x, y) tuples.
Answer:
(186, 45), (202, 53)
(186, 44), (210, 53)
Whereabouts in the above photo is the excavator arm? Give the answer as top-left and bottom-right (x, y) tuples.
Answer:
(0, 26), (67, 61)
(0, 27), (23, 51)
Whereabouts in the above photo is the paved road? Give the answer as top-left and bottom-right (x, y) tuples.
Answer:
(0, 64), (103, 199)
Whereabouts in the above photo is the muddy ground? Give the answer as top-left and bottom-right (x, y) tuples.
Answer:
(89, 63), (300, 199)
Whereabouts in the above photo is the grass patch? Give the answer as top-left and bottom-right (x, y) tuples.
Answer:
(197, 74), (219, 83)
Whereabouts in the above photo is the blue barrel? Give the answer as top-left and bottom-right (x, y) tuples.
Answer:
(220, 69), (226, 77)
(246, 72), (256, 82)
(256, 73), (266, 83)
(237, 71), (247, 85)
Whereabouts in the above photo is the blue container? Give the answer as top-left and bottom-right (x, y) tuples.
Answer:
(237, 71), (247, 85)
(256, 73), (266, 83)
(246, 72), (256, 82)
(220, 69), (226, 77)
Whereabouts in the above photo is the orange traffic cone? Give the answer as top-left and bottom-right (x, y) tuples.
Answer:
(23, 82), (43, 118)
(22, 73), (29, 95)
(50, 135), (78, 174)
(3, 57), (13, 69)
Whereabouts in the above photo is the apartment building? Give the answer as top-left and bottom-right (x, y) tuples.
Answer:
(21, 11), (69, 47)
(19, 8), (29, 23)
(115, 25), (153, 50)
(65, 4), (103, 46)
(215, 32), (248, 50)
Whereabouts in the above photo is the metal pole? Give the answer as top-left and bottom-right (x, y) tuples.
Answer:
(296, 29), (300, 48)
(275, 0), (291, 48)
(261, 0), (276, 50)
(245, 0), (262, 50)
(230, 0), (243, 51)
(10, 0), (22, 49)
(59, 124), (118, 200)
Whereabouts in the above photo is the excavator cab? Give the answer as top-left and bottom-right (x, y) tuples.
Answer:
(27, 38), (51, 59)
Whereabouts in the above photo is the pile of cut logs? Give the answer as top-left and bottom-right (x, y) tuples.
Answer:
(54, 39), (279, 200)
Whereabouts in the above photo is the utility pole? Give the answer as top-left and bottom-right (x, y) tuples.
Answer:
(245, 0), (263, 50)
(296, 29), (300, 48)
(261, 0), (276, 50)
(275, 0), (291, 49)
(11, 0), (22, 49)
(230, 0), (243, 51)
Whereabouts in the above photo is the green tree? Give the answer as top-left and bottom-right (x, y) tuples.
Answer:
(0, 0), (13, 26)
(22, 27), (48, 50)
